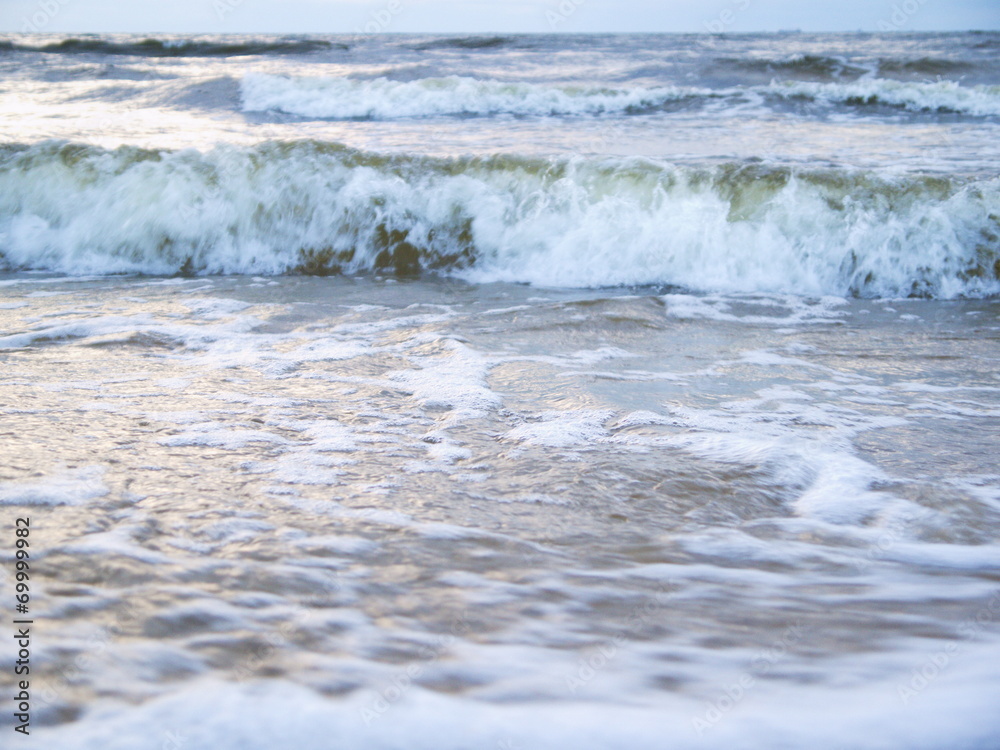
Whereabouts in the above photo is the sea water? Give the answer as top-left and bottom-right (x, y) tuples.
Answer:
(0, 32), (999, 749)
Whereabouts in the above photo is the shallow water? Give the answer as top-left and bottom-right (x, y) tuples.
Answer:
(0, 274), (998, 748)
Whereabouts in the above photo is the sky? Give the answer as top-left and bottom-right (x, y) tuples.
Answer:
(3, 0), (998, 34)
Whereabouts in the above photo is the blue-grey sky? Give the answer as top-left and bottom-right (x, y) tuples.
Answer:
(3, 0), (998, 34)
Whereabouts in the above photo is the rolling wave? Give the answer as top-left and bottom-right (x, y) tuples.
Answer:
(711, 55), (869, 80)
(2, 141), (997, 298)
(241, 73), (711, 120)
(769, 79), (1000, 116)
(239, 73), (702, 119)
(711, 54), (980, 81)
(240, 74), (1000, 120)
(876, 57), (975, 76)
(2, 37), (342, 57)
(409, 36), (519, 51)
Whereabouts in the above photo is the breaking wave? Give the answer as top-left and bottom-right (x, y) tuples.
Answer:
(712, 54), (980, 81)
(239, 73), (702, 119)
(768, 79), (1000, 116)
(240, 74), (1000, 120)
(1, 141), (997, 298)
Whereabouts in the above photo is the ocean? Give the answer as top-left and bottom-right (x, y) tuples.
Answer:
(1, 31), (999, 749)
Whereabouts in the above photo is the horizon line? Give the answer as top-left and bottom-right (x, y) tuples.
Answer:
(4, 28), (998, 34)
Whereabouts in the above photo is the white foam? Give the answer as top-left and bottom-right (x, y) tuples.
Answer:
(388, 339), (501, 423)
(243, 454), (349, 486)
(198, 519), (274, 544)
(144, 410), (212, 425)
(425, 440), (473, 464)
(769, 79), (1000, 117)
(2, 142), (998, 298)
(291, 535), (377, 556)
(663, 294), (848, 326)
(240, 73), (701, 119)
(492, 493), (573, 506)
(181, 297), (252, 319)
(659, 384), (913, 525)
(613, 410), (678, 429)
(283, 338), (371, 363)
(911, 400), (1000, 418)
(239, 74), (1000, 120)
(0, 465), (108, 506)
(0, 313), (263, 373)
(158, 425), (291, 449)
(267, 417), (359, 453)
(896, 383), (1000, 394)
(33, 659), (1000, 750)
(56, 523), (173, 564)
(153, 378), (192, 390)
(504, 410), (614, 448)
(0, 314), (158, 349)
(567, 346), (638, 364)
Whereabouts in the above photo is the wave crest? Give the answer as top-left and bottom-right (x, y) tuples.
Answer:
(240, 74), (1000, 120)
(768, 79), (1000, 116)
(239, 74), (699, 119)
(1, 141), (997, 298)
(5, 37), (342, 57)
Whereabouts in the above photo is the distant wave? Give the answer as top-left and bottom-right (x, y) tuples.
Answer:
(240, 73), (705, 119)
(3, 37), (342, 57)
(240, 73), (1000, 119)
(2, 141), (997, 298)
(711, 55), (869, 80)
(409, 36), (518, 51)
(876, 57), (975, 76)
(766, 79), (1000, 116)
(711, 54), (979, 81)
